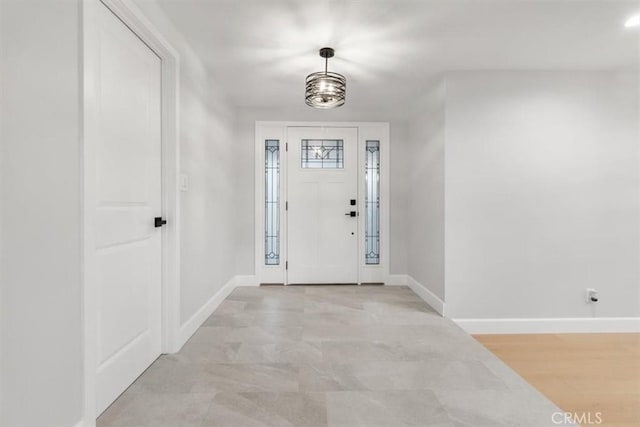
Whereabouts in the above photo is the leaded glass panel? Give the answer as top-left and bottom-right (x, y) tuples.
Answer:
(301, 139), (344, 169)
(365, 140), (380, 265)
(265, 140), (280, 265)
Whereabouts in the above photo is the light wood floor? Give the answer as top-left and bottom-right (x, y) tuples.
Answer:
(475, 333), (640, 427)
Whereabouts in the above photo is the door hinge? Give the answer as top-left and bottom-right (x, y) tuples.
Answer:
(286, 201), (288, 211)
(286, 142), (288, 152)
(286, 261), (288, 270)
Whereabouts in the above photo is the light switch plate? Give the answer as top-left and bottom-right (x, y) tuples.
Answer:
(180, 173), (189, 192)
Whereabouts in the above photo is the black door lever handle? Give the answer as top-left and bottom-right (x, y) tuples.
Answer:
(344, 211), (357, 217)
(154, 217), (167, 228)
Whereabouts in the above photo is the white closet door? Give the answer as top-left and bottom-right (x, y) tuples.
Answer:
(89, 2), (163, 415)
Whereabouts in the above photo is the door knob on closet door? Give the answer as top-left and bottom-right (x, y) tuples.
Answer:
(154, 217), (167, 228)
(345, 211), (357, 217)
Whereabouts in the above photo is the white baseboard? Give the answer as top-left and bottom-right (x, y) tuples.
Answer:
(177, 276), (236, 349)
(455, 317), (640, 334)
(406, 275), (445, 316)
(385, 274), (408, 286)
(234, 275), (260, 287)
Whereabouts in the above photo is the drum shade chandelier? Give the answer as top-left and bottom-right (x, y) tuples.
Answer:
(305, 47), (346, 109)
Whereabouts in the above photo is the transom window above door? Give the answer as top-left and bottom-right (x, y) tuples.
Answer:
(301, 139), (344, 169)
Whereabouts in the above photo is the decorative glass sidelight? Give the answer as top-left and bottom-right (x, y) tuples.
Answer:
(265, 140), (280, 265)
(365, 140), (380, 264)
(301, 139), (344, 169)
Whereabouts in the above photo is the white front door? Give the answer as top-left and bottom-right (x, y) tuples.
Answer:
(287, 127), (359, 284)
(89, 2), (163, 415)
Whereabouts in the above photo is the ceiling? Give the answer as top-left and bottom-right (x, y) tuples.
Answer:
(134, 0), (640, 111)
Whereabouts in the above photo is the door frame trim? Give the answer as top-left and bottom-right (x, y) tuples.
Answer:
(254, 121), (390, 285)
(82, 0), (181, 423)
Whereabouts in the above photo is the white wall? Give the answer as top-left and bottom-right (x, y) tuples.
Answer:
(130, 1), (238, 327)
(0, 1), (83, 425)
(233, 106), (409, 277)
(406, 80), (447, 300)
(389, 123), (410, 276)
(178, 57), (237, 325)
(444, 71), (640, 319)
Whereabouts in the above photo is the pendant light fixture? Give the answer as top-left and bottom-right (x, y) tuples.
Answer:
(305, 47), (346, 109)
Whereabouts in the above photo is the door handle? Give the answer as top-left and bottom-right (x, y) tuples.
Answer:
(345, 211), (357, 217)
(154, 217), (167, 228)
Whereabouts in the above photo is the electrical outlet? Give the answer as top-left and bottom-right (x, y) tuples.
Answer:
(586, 288), (599, 304)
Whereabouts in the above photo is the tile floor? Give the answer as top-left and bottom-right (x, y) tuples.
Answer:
(98, 285), (568, 427)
